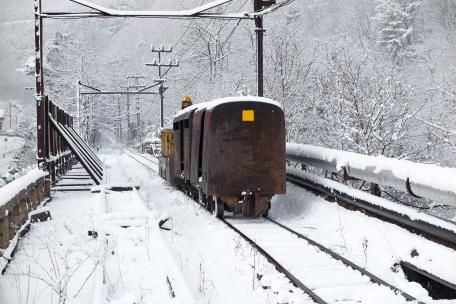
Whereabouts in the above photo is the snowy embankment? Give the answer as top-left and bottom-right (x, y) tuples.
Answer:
(0, 169), (48, 272)
(271, 182), (456, 303)
(287, 167), (456, 233)
(0, 169), (47, 208)
(287, 143), (456, 206)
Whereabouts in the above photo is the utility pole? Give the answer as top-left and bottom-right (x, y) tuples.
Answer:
(126, 87), (130, 144)
(146, 45), (179, 128)
(117, 95), (122, 142)
(34, 0), (45, 169)
(126, 75), (146, 143)
(253, 0), (276, 97)
(9, 102), (12, 130)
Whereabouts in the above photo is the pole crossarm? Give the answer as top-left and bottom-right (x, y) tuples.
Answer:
(145, 62), (179, 67)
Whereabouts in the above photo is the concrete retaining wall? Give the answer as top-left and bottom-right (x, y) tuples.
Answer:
(0, 172), (49, 254)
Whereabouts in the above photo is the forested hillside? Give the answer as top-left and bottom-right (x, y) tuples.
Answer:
(1, 0), (456, 164)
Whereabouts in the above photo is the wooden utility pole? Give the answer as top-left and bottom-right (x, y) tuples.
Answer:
(146, 45), (179, 128)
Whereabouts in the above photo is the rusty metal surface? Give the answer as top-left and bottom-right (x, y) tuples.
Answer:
(202, 101), (285, 197)
(166, 100), (285, 217)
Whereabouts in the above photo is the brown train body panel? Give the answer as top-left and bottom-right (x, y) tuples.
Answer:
(162, 98), (285, 217)
(201, 101), (285, 196)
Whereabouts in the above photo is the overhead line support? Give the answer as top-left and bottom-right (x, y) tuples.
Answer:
(146, 45), (179, 128)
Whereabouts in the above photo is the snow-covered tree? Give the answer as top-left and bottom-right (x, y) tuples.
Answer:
(374, 0), (421, 61)
(264, 26), (315, 141)
(314, 50), (418, 157)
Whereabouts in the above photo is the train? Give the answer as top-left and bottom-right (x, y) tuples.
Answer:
(158, 96), (286, 218)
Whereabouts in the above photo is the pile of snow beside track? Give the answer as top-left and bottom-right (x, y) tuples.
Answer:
(270, 181), (456, 302)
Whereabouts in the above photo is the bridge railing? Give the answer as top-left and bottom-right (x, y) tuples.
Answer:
(286, 143), (456, 207)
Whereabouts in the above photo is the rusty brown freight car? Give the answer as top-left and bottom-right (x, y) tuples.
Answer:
(159, 96), (285, 218)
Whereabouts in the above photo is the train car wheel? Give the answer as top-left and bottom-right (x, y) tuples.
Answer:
(199, 189), (210, 210)
(213, 197), (224, 219)
(262, 201), (271, 217)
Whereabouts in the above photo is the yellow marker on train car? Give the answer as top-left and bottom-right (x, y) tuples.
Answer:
(242, 110), (254, 122)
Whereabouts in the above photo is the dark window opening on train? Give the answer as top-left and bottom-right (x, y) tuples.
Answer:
(179, 120), (184, 172)
(198, 112), (206, 179)
(184, 120), (189, 128)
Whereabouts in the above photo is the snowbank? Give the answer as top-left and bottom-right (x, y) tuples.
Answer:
(0, 169), (47, 209)
(287, 143), (456, 206)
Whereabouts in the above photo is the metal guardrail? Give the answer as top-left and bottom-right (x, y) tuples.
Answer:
(43, 97), (103, 185)
(286, 143), (456, 207)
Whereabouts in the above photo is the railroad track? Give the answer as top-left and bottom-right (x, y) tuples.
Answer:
(224, 217), (420, 304)
(126, 150), (159, 169)
(126, 150), (421, 303)
(286, 171), (456, 249)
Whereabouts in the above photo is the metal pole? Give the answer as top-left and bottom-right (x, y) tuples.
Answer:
(117, 95), (122, 142)
(9, 102), (12, 129)
(34, 0), (45, 169)
(126, 87), (130, 144)
(159, 52), (164, 128)
(147, 45), (178, 128)
(76, 80), (81, 133)
(255, 16), (264, 97)
(136, 95), (140, 131)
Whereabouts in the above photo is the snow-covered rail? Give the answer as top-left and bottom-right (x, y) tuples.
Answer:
(287, 143), (456, 207)
(225, 218), (419, 304)
(126, 150), (159, 169)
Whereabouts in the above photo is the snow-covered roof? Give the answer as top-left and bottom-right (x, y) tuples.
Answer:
(176, 96), (282, 117)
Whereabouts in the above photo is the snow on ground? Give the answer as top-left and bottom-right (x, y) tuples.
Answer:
(101, 149), (312, 304)
(0, 135), (24, 175)
(2, 146), (456, 303)
(270, 182), (456, 303)
(0, 147), (312, 304)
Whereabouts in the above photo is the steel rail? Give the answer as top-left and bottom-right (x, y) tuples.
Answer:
(286, 172), (456, 249)
(221, 219), (327, 304)
(265, 217), (421, 303)
(125, 152), (158, 171)
(125, 152), (324, 303)
(135, 154), (159, 165)
(126, 152), (419, 303)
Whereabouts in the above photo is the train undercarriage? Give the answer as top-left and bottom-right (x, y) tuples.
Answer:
(176, 180), (271, 219)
